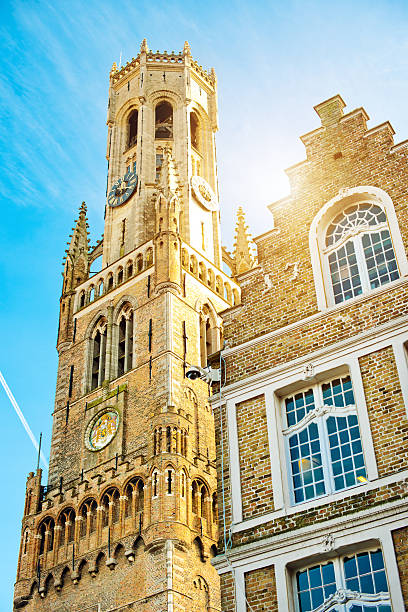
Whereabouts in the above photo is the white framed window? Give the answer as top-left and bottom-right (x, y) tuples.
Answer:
(283, 374), (367, 504)
(325, 203), (399, 304)
(294, 548), (391, 611)
(309, 186), (408, 309)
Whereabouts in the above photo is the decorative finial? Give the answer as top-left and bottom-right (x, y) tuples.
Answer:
(140, 38), (149, 54)
(183, 41), (191, 57)
(232, 207), (256, 275)
(110, 62), (117, 76)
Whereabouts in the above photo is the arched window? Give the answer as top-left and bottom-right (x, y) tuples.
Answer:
(125, 478), (144, 518)
(107, 273), (114, 292)
(91, 319), (107, 390)
(200, 305), (219, 366)
(191, 479), (209, 519)
(58, 508), (75, 547)
(98, 280), (104, 297)
(117, 267), (124, 285)
(101, 488), (120, 527)
(155, 101), (173, 139)
(79, 498), (97, 538)
(127, 110), (138, 148)
(38, 517), (55, 556)
(326, 203), (399, 304)
(126, 261), (133, 279)
(310, 187), (408, 309)
(136, 253), (143, 272)
(79, 291), (85, 309)
(117, 308), (133, 377)
(190, 112), (199, 150)
(89, 286), (95, 302)
(23, 529), (29, 555)
(145, 248), (153, 267)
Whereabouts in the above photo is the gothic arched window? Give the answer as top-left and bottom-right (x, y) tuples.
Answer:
(325, 203), (399, 304)
(58, 508), (75, 547)
(125, 478), (144, 518)
(117, 308), (133, 377)
(127, 110), (138, 148)
(38, 517), (55, 556)
(79, 498), (97, 538)
(190, 112), (200, 150)
(199, 304), (219, 367)
(155, 101), (173, 139)
(91, 319), (107, 390)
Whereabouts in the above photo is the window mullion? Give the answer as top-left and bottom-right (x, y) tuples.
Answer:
(316, 385), (332, 495)
(354, 236), (370, 293)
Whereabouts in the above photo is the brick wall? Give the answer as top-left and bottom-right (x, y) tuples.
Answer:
(236, 395), (274, 519)
(245, 565), (278, 612)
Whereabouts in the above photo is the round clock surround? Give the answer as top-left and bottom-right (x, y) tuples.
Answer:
(107, 167), (138, 208)
(191, 175), (219, 212)
(85, 409), (120, 451)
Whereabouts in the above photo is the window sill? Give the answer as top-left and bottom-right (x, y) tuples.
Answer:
(231, 468), (408, 534)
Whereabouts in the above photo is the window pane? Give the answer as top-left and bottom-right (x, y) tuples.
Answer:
(296, 563), (335, 612)
(362, 229), (399, 289)
(344, 550), (388, 596)
(326, 414), (366, 491)
(289, 424), (325, 503)
(322, 375), (355, 407)
(329, 242), (362, 304)
(285, 389), (315, 426)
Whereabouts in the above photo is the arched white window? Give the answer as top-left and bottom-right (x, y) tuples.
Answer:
(326, 203), (399, 304)
(310, 186), (408, 309)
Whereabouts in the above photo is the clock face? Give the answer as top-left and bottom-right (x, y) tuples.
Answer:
(86, 410), (119, 451)
(191, 176), (219, 212)
(108, 167), (138, 208)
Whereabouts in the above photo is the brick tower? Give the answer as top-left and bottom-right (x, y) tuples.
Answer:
(13, 40), (240, 611)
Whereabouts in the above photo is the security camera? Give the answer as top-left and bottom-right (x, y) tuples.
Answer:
(185, 364), (220, 385)
(185, 365), (203, 380)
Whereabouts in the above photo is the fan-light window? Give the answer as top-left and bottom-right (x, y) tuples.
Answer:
(284, 375), (367, 504)
(325, 203), (399, 304)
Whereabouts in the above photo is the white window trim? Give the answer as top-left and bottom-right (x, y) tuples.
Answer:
(291, 547), (391, 612)
(230, 523), (406, 612)
(277, 358), (377, 511)
(225, 356), (378, 526)
(309, 186), (408, 310)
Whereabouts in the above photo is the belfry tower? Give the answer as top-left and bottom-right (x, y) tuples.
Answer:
(13, 41), (240, 611)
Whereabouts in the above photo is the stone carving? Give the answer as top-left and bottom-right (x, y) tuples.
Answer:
(302, 363), (315, 380)
(284, 262), (300, 280)
(262, 273), (273, 293)
(322, 533), (336, 552)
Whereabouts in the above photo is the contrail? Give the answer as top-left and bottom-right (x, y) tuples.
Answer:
(0, 370), (48, 469)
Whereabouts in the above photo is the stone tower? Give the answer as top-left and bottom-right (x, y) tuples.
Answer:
(13, 41), (240, 612)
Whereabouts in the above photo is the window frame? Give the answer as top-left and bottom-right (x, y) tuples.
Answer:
(292, 546), (392, 612)
(282, 374), (368, 506)
(309, 186), (408, 310)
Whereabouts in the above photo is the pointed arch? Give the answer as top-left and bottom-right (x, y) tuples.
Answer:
(193, 536), (205, 562)
(114, 300), (134, 377)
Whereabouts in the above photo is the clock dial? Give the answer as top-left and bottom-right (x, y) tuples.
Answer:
(191, 175), (219, 211)
(86, 410), (119, 451)
(108, 167), (138, 207)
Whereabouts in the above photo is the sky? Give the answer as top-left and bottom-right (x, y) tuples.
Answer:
(1, 0), (407, 606)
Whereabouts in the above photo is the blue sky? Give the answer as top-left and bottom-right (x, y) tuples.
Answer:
(1, 0), (407, 606)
